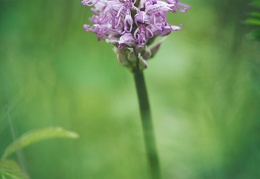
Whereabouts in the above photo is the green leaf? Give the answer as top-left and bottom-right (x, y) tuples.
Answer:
(251, 1), (260, 7)
(0, 160), (29, 179)
(250, 29), (260, 40)
(245, 18), (260, 26)
(250, 12), (260, 18)
(1, 127), (79, 159)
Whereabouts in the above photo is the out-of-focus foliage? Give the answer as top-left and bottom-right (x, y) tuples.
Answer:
(1, 0), (260, 179)
(0, 127), (78, 179)
(0, 160), (29, 179)
(245, 0), (260, 40)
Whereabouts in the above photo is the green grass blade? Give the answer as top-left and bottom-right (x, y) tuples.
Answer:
(1, 127), (79, 159)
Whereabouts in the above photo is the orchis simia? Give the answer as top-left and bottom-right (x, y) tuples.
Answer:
(82, 0), (190, 178)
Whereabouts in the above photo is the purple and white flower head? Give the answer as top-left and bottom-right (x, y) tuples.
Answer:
(82, 0), (190, 71)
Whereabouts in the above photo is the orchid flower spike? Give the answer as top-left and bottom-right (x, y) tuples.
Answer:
(82, 0), (190, 71)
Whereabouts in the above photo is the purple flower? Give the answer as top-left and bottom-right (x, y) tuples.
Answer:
(82, 0), (190, 70)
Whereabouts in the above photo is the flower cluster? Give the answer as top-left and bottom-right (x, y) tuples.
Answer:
(82, 0), (190, 70)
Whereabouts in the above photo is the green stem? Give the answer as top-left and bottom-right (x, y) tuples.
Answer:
(133, 70), (161, 179)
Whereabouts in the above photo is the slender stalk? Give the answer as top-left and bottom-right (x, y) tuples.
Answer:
(133, 70), (161, 179)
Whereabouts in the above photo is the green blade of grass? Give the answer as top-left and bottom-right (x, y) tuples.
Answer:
(1, 127), (79, 159)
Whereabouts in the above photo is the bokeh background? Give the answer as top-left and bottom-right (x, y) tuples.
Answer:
(1, 0), (260, 178)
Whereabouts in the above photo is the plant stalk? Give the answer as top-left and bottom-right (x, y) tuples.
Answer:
(133, 70), (161, 179)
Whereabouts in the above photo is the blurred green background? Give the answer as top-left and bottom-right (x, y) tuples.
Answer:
(1, 0), (260, 178)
